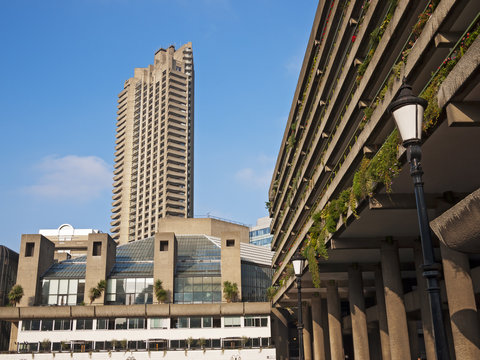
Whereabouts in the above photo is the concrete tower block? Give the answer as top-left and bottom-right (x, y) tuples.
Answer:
(84, 233), (116, 305)
(154, 232), (177, 303)
(221, 231), (242, 301)
(17, 234), (55, 306)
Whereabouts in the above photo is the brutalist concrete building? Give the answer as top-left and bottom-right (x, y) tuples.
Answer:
(0, 219), (278, 359)
(268, 0), (480, 359)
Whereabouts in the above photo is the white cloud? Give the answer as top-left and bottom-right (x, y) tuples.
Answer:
(25, 155), (112, 202)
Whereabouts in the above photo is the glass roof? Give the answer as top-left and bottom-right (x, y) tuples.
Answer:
(41, 235), (240, 279)
(175, 235), (221, 277)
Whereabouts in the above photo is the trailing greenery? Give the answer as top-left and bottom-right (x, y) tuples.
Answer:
(154, 279), (168, 303)
(8, 284), (24, 306)
(222, 281), (239, 302)
(357, 0), (398, 83)
(266, 286), (278, 301)
(423, 22), (480, 131)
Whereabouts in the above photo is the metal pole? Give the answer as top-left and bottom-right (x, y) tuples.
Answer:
(296, 275), (304, 360)
(408, 144), (449, 360)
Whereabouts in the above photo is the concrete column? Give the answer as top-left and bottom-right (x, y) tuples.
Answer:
(348, 266), (370, 360)
(441, 243), (480, 359)
(303, 302), (313, 360)
(374, 267), (391, 360)
(271, 308), (290, 360)
(326, 281), (344, 360)
(8, 322), (18, 352)
(380, 241), (410, 360)
(408, 320), (420, 360)
(321, 298), (331, 359)
(414, 241), (436, 360)
(311, 295), (326, 360)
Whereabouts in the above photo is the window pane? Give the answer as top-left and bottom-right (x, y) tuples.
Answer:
(115, 318), (127, 329)
(178, 317), (188, 328)
(31, 320), (40, 331)
(202, 317), (212, 328)
(41, 319), (53, 331)
(190, 317), (201, 328)
(68, 279), (78, 294)
(59, 279), (69, 294)
(116, 279), (125, 294)
(67, 295), (76, 305)
(126, 278), (136, 293)
(136, 278), (145, 293)
(96, 319), (107, 330)
(107, 279), (116, 293)
(49, 279), (59, 294)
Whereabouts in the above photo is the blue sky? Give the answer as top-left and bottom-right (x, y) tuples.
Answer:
(0, 0), (317, 251)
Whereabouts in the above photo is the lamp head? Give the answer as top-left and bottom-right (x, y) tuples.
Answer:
(387, 79), (427, 146)
(292, 251), (305, 277)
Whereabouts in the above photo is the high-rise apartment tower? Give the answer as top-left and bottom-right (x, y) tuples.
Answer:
(111, 43), (194, 244)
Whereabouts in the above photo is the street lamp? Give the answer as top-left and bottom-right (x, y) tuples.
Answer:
(388, 79), (449, 360)
(292, 251), (305, 360)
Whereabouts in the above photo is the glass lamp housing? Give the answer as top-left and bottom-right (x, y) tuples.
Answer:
(388, 81), (427, 145)
(292, 252), (305, 276)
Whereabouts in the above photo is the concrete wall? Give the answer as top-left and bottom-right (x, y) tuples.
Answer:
(16, 235), (55, 307)
(157, 218), (250, 243)
(154, 232), (177, 303)
(221, 232), (242, 301)
(84, 233), (116, 305)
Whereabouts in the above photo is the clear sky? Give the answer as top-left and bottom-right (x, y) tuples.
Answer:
(0, 0), (317, 252)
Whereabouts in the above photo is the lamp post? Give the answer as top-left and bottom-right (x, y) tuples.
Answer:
(388, 79), (449, 360)
(292, 251), (305, 360)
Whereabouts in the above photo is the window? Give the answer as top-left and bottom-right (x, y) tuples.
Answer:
(41, 319), (53, 331)
(54, 319), (71, 331)
(41, 278), (85, 306)
(160, 240), (169, 251)
(92, 242), (102, 256)
(190, 317), (201, 328)
(224, 316), (241, 327)
(150, 318), (168, 329)
(25, 242), (35, 257)
(226, 239), (235, 247)
(128, 318), (145, 329)
(21, 320), (40, 331)
(96, 318), (115, 330)
(115, 318), (127, 330)
(244, 316), (268, 327)
(76, 319), (93, 330)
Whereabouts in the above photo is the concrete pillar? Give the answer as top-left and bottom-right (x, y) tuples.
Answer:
(311, 295), (326, 360)
(374, 267), (391, 360)
(441, 243), (480, 359)
(85, 233), (116, 305)
(408, 320), (420, 360)
(321, 298), (331, 359)
(8, 322), (18, 352)
(414, 241), (436, 360)
(16, 235), (55, 306)
(221, 231), (242, 300)
(348, 266), (370, 360)
(380, 241), (411, 360)
(271, 308), (290, 360)
(154, 232), (177, 303)
(326, 281), (344, 360)
(303, 302), (313, 360)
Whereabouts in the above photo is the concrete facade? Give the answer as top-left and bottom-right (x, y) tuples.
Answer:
(1, 219), (276, 358)
(268, 0), (480, 359)
(111, 43), (194, 244)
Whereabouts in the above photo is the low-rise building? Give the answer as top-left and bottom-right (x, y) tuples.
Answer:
(0, 219), (279, 359)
